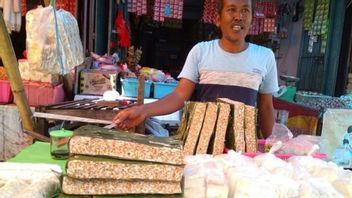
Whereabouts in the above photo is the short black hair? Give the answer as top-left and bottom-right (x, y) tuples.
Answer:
(343, 139), (349, 145)
(348, 125), (352, 133)
(216, 0), (254, 14)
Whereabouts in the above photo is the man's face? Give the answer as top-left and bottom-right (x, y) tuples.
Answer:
(216, 0), (252, 43)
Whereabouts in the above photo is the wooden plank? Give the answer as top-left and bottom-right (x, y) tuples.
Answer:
(44, 109), (117, 121)
(33, 112), (112, 124)
(23, 130), (50, 142)
(135, 75), (145, 134)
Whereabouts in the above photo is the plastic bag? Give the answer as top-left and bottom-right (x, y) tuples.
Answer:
(145, 117), (169, 137)
(266, 123), (293, 146)
(26, 6), (83, 75)
(183, 155), (228, 198)
(279, 136), (319, 155)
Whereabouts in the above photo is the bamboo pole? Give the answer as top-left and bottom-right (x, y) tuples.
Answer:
(0, 11), (35, 134)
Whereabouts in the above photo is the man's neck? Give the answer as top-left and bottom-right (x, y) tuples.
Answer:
(219, 39), (249, 53)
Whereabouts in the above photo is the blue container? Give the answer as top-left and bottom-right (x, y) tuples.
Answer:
(122, 78), (152, 98)
(153, 81), (178, 99)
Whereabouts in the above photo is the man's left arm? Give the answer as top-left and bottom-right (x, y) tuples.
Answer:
(257, 93), (275, 138)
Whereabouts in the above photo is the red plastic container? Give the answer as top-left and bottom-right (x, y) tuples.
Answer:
(0, 80), (13, 104)
(242, 152), (327, 160)
(23, 81), (65, 107)
(224, 139), (327, 160)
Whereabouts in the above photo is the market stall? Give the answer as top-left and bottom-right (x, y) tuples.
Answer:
(1, 0), (352, 197)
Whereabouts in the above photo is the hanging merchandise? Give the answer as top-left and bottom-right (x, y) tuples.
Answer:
(305, 0), (330, 54)
(248, 18), (263, 35)
(263, 18), (275, 33)
(153, 0), (184, 22)
(0, 0), (22, 33)
(26, 6), (84, 75)
(248, 1), (277, 36)
(171, 0), (183, 20)
(202, 0), (217, 25)
(303, 0), (314, 30)
(128, 0), (147, 16)
(319, 0), (330, 54)
(153, 0), (165, 22)
(115, 8), (131, 48)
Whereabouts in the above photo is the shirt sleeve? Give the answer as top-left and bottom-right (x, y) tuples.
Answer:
(259, 50), (279, 94)
(177, 44), (200, 83)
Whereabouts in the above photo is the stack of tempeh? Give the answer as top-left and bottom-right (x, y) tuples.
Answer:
(62, 125), (184, 196)
(178, 98), (258, 156)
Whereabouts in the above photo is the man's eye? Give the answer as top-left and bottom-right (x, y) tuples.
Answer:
(242, 9), (250, 13)
(227, 8), (236, 12)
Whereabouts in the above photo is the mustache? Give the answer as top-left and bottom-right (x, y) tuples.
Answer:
(232, 22), (244, 27)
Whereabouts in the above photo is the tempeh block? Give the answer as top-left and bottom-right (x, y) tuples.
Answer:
(176, 102), (194, 142)
(69, 125), (184, 165)
(244, 105), (257, 153)
(212, 103), (231, 155)
(183, 102), (207, 156)
(66, 155), (183, 182)
(217, 98), (245, 152)
(62, 176), (182, 195)
(196, 103), (218, 154)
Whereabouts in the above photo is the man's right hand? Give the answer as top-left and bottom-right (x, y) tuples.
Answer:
(112, 78), (196, 130)
(112, 105), (147, 130)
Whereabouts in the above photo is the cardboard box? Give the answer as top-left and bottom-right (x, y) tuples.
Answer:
(80, 69), (118, 95)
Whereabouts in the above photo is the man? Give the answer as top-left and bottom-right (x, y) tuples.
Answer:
(113, 0), (279, 138)
(342, 126), (352, 153)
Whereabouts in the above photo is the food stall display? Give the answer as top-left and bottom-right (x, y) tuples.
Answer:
(62, 125), (184, 195)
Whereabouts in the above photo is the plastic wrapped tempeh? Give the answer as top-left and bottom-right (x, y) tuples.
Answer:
(62, 176), (182, 195)
(244, 105), (257, 153)
(69, 125), (184, 165)
(212, 103), (231, 155)
(183, 102), (207, 156)
(176, 102), (194, 142)
(66, 155), (183, 182)
(196, 103), (218, 154)
(217, 98), (245, 152)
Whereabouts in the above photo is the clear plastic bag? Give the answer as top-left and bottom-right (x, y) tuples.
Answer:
(26, 6), (83, 76)
(266, 123), (293, 146)
(183, 155), (228, 198)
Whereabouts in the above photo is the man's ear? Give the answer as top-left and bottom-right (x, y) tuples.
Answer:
(215, 14), (220, 27)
